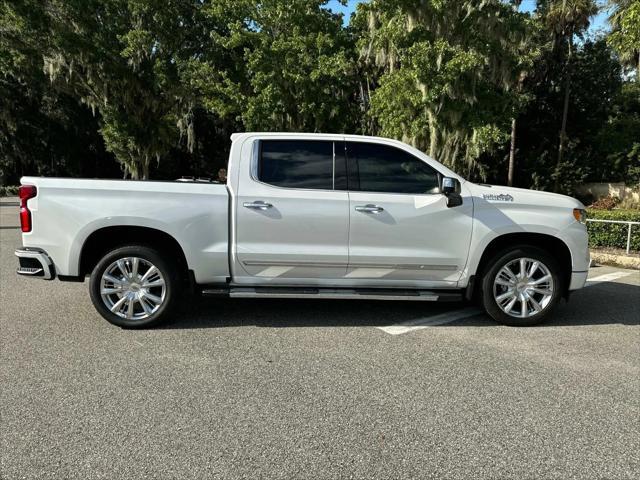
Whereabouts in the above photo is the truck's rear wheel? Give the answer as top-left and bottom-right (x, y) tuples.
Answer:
(481, 246), (563, 326)
(89, 245), (179, 328)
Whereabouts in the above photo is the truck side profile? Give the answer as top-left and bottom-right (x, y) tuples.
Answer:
(15, 133), (590, 327)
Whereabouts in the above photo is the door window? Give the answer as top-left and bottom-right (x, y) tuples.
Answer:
(258, 140), (340, 190)
(346, 142), (440, 194)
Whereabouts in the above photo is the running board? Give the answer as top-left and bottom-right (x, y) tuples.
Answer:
(201, 287), (462, 302)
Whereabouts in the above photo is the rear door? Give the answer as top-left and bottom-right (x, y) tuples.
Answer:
(346, 140), (473, 286)
(234, 138), (349, 284)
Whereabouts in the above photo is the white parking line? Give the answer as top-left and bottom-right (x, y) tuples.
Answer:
(586, 271), (634, 286)
(377, 307), (482, 335)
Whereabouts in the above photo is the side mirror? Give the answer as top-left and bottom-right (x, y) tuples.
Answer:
(441, 176), (459, 194)
(441, 176), (463, 208)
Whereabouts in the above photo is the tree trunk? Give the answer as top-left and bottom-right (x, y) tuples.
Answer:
(142, 160), (149, 180)
(366, 76), (374, 135)
(555, 35), (573, 193)
(427, 110), (438, 159)
(508, 117), (516, 187)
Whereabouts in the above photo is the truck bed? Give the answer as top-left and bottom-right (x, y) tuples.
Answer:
(20, 177), (230, 284)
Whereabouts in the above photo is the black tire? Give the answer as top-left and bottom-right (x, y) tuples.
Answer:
(480, 245), (564, 326)
(89, 245), (180, 328)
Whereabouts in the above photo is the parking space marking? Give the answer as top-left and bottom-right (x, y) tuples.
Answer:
(377, 307), (483, 335)
(377, 270), (637, 335)
(586, 271), (634, 286)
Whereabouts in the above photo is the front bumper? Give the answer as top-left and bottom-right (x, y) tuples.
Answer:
(569, 270), (588, 290)
(15, 248), (55, 280)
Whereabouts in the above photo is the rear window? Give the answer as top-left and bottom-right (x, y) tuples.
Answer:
(258, 140), (334, 190)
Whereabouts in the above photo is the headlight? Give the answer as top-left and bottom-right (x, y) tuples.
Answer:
(573, 208), (586, 224)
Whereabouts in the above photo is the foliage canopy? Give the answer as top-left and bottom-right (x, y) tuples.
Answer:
(0, 0), (638, 193)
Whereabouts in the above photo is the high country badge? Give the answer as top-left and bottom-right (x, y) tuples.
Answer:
(482, 193), (514, 202)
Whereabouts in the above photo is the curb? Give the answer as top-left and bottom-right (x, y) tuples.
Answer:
(590, 251), (640, 270)
(0, 196), (19, 206)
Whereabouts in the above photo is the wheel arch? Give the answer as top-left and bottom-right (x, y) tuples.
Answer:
(473, 232), (573, 295)
(79, 226), (190, 282)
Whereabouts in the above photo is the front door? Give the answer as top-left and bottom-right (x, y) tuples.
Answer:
(234, 138), (349, 284)
(346, 141), (473, 287)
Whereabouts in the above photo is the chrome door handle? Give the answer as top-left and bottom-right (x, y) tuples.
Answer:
(243, 201), (273, 210)
(355, 204), (384, 214)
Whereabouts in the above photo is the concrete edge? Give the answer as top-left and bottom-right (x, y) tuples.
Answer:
(590, 251), (640, 270)
(0, 196), (19, 206)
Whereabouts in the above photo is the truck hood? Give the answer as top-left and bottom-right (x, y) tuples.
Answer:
(465, 183), (585, 210)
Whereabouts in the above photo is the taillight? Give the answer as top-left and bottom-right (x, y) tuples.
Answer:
(19, 185), (37, 233)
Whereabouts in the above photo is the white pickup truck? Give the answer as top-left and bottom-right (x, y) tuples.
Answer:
(15, 133), (590, 328)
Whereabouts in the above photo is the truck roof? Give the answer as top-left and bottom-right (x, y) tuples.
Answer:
(230, 132), (401, 142)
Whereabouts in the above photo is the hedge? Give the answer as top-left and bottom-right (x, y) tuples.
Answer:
(0, 185), (19, 197)
(587, 209), (640, 252)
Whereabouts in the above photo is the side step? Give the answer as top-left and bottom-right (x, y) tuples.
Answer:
(201, 286), (463, 302)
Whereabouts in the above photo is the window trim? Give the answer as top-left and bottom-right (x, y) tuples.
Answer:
(345, 141), (443, 196)
(332, 141), (335, 190)
(251, 139), (344, 192)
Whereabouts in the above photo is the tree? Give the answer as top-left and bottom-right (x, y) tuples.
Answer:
(540, 0), (598, 191)
(516, 39), (627, 193)
(594, 80), (640, 183)
(190, 0), (359, 134)
(33, 0), (213, 179)
(0, 0), (119, 184)
(1, 0), (635, 192)
(356, 0), (530, 179)
(607, 0), (640, 76)
(507, 18), (544, 186)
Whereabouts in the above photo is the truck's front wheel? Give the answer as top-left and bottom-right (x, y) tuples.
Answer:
(89, 245), (179, 328)
(481, 246), (563, 326)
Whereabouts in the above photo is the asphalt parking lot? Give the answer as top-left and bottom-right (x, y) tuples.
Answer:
(1, 202), (639, 479)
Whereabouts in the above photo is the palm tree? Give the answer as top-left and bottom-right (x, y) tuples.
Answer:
(507, 19), (542, 187)
(607, 0), (640, 75)
(542, 0), (598, 192)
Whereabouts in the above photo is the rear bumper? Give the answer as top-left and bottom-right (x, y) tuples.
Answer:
(569, 270), (588, 290)
(15, 248), (55, 280)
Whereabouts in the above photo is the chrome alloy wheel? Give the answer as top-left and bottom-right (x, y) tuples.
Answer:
(100, 257), (166, 320)
(493, 257), (554, 319)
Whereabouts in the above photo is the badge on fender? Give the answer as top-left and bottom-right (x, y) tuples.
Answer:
(483, 193), (514, 202)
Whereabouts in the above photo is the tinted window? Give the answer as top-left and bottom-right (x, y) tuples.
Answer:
(347, 142), (440, 194)
(334, 142), (348, 190)
(259, 140), (334, 190)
